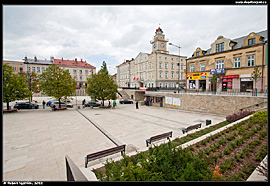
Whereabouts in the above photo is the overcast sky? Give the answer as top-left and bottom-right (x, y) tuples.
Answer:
(3, 5), (267, 74)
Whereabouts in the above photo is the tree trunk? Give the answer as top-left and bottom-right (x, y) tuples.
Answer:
(102, 99), (104, 106)
(59, 98), (61, 108)
(6, 102), (10, 110)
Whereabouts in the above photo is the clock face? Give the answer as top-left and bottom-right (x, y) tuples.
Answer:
(161, 43), (164, 48)
(153, 44), (156, 49)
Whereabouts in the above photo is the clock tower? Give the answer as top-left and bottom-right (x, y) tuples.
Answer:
(150, 27), (169, 54)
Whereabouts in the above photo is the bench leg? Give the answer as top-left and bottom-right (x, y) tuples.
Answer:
(85, 157), (88, 168)
(146, 140), (150, 147)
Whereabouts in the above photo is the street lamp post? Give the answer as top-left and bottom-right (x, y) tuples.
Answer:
(169, 43), (181, 93)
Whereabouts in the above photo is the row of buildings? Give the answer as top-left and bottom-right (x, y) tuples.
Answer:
(116, 27), (268, 93)
(3, 56), (96, 89)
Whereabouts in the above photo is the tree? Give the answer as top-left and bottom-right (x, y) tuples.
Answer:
(251, 66), (262, 96)
(3, 63), (31, 110)
(21, 71), (40, 102)
(100, 61), (109, 74)
(210, 72), (218, 93)
(86, 70), (118, 106)
(39, 65), (76, 108)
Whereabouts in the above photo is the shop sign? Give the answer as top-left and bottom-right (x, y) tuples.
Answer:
(186, 72), (208, 80)
(139, 87), (147, 91)
(223, 79), (232, 82)
(222, 75), (239, 79)
(241, 78), (253, 82)
(210, 69), (225, 74)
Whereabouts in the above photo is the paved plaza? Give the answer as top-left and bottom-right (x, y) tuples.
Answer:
(3, 97), (226, 181)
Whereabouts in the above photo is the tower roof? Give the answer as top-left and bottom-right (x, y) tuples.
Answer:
(155, 27), (163, 33)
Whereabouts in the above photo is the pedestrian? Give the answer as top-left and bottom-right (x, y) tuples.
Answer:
(108, 100), (111, 108)
(136, 101), (139, 109)
(82, 99), (86, 106)
(42, 100), (45, 109)
(112, 101), (116, 109)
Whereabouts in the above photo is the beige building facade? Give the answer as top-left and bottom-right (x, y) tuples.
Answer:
(186, 30), (268, 93)
(117, 27), (187, 89)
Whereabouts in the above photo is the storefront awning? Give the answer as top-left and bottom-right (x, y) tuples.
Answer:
(145, 94), (165, 98)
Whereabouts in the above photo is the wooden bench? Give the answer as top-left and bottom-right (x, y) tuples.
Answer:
(85, 144), (126, 168)
(182, 123), (202, 134)
(146, 131), (172, 147)
(52, 107), (67, 111)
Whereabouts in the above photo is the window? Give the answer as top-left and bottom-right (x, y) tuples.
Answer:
(85, 70), (88, 74)
(181, 63), (183, 70)
(80, 76), (83, 80)
(200, 63), (205, 72)
(159, 62), (162, 69)
(74, 75), (77, 80)
(215, 60), (224, 69)
(27, 67), (31, 72)
(159, 83), (163, 88)
(171, 83), (174, 88)
(37, 67), (40, 72)
(42, 67), (45, 72)
(190, 64), (195, 72)
(79, 70), (82, 74)
(165, 83), (168, 88)
(234, 57), (241, 68)
(196, 52), (200, 57)
(171, 58), (174, 61)
(248, 38), (255, 45)
(32, 67), (35, 72)
(171, 63), (174, 69)
(171, 72), (174, 78)
(216, 42), (224, 53)
(73, 69), (77, 74)
(13, 67), (17, 71)
(159, 71), (163, 78)
(165, 71), (168, 79)
(247, 55), (255, 66)
(165, 62), (168, 69)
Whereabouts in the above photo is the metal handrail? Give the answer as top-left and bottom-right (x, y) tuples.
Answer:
(65, 155), (88, 181)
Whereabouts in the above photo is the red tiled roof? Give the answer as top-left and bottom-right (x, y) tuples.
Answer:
(53, 58), (95, 68)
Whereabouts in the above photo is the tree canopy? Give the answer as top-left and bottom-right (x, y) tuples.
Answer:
(86, 70), (118, 106)
(3, 63), (31, 110)
(100, 61), (109, 74)
(39, 64), (76, 107)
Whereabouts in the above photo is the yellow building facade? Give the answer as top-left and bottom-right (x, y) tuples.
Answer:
(186, 30), (267, 93)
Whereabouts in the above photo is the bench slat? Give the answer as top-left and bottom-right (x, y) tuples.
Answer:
(146, 131), (172, 147)
(85, 145), (125, 168)
(182, 123), (201, 134)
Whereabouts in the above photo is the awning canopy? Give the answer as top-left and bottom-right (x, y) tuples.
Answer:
(144, 94), (165, 98)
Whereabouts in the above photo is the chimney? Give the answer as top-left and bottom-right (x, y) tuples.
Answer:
(34, 56), (37, 61)
(81, 59), (83, 62)
(62, 57), (63, 61)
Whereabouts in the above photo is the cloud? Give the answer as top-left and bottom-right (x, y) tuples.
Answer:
(3, 5), (267, 72)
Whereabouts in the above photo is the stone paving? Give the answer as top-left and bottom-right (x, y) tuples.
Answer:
(3, 97), (226, 181)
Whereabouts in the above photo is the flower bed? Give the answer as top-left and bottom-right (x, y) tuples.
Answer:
(92, 111), (267, 181)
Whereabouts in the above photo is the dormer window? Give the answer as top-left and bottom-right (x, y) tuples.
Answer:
(196, 52), (200, 57)
(216, 42), (224, 53)
(248, 38), (255, 45)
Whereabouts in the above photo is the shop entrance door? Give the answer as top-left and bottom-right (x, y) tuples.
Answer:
(199, 80), (206, 91)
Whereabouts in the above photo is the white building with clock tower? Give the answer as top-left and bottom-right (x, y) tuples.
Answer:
(117, 27), (187, 89)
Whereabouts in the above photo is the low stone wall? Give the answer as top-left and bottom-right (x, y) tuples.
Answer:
(147, 92), (267, 116)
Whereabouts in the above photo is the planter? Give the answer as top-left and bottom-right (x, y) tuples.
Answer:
(98, 106), (111, 109)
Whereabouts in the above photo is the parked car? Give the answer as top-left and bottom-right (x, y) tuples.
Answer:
(13, 102), (39, 110)
(65, 102), (73, 108)
(46, 100), (57, 106)
(84, 101), (101, 107)
(50, 101), (68, 108)
(119, 99), (133, 104)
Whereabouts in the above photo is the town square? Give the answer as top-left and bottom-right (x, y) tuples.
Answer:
(3, 5), (268, 182)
